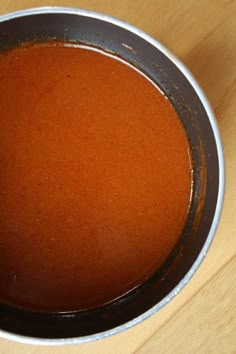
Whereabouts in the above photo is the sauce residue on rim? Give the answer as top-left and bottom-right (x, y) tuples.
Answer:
(0, 42), (192, 312)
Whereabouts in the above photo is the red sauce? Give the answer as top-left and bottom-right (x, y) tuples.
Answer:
(0, 43), (192, 312)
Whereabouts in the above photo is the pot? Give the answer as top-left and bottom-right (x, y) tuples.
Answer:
(0, 7), (224, 345)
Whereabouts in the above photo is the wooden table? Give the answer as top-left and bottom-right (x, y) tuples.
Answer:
(0, 1), (235, 353)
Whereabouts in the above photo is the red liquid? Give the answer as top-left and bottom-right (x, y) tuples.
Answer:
(0, 43), (192, 311)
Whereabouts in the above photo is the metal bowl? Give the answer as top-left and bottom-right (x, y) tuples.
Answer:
(0, 7), (224, 345)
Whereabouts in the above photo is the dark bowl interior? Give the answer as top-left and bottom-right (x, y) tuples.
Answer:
(0, 10), (221, 341)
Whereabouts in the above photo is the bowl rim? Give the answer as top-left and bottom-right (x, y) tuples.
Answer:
(0, 6), (225, 346)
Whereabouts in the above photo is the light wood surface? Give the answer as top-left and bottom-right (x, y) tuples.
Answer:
(0, 1), (235, 353)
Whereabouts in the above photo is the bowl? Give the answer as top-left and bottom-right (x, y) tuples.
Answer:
(0, 7), (224, 345)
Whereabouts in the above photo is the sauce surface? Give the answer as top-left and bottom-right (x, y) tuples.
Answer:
(0, 43), (192, 312)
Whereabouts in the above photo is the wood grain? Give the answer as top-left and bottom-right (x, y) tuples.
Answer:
(137, 257), (236, 354)
(0, 1), (235, 353)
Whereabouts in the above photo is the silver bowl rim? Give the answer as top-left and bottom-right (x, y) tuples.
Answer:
(0, 6), (225, 346)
